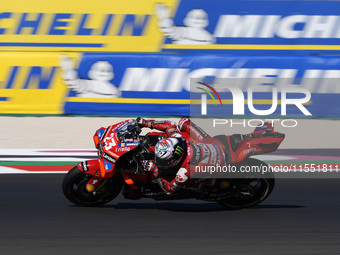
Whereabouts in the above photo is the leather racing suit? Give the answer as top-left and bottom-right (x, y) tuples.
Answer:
(141, 118), (227, 194)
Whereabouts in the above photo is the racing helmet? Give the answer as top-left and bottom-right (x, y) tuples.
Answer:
(154, 138), (187, 168)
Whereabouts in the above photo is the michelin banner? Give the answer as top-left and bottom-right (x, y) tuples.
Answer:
(1, 0), (340, 54)
(0, 52), (340, 117)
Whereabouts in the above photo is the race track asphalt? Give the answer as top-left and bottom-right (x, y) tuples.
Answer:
(0, 174), (340, 255)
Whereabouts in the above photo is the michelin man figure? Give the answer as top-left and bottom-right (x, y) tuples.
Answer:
(60, 55), (121, 98)
(155, 3), (214, 45)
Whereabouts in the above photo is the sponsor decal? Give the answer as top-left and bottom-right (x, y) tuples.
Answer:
(86, 184), (95, 192)
(174, 146), (185, 156)
(119, 142), (140, 147)
(103, 160), (113, 171)
(116, 119), (135, 132)
(188, 142), (201, 165)
(187, 145), (192, 161)
(60, 56), (120, 98)
(96, 128), (106, 140)
(199, 143), (210, 164)
(213, 144), (221, 165)
(190, 124), (210, 141)
(0, 52), (75, 114)
(0, 0), (177, 52)
(102, 153), (116, 164)
(192, 143), (202, 163)
(152, 121), (165, 125)
(100, 128), (109, 141)
(119, 66), (340, 93)
(160, 1), (340, 53)
(155, 3), (214, 45)
(190, 127), (205, 141)
(115, 147), (131, 152)
(4, 1), (340, 54)
(176, 168), (188, 183)
(94, 170), (101, 177)
(103, 133), (117, 150)
(207, 144), (217, 165)
(2, 52), (339, 118)
(242, 142), (258, 155)
(82, 161), (89, 172)
(193, 124), (209, 138)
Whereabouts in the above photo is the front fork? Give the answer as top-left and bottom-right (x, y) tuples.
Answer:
(76, 159), (105, 193)
(85, 178), (108, 193)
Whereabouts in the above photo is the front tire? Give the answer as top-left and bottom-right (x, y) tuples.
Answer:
(218, 158), (275, 209)
(62, 167), (123, 207)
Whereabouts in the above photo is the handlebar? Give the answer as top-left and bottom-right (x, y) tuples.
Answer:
(123, 137), (152, 174)
(119, 124), (142, 141)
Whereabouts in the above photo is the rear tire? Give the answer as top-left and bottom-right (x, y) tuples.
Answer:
(218, 158), (275, 209)
(62, 167), (123, 207)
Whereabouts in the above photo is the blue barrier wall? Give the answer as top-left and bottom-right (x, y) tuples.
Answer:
(161, 0), (340, 55)
(62, 53), (340, 118)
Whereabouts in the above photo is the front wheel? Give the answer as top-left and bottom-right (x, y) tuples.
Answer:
(62, 167), (123, 207)
(218, 158), (275, 209)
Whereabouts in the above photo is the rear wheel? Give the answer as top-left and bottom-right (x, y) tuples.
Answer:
(218, 158), (275, 209)
(62, 167), (123, 207)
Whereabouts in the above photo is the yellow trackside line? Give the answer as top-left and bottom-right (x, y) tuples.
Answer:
(67, 97), (191, 104)
(67, 98), (312, 105)
(193, 99), (267, 104)
(190, 99), (274, 104)
(163, 44), (340, 50)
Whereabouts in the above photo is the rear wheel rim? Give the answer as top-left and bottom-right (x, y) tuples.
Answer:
(219, 177), (272, 208)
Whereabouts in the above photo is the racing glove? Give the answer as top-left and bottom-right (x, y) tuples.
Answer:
(136, 117), (152, 128)
(141, 160), (159, 178)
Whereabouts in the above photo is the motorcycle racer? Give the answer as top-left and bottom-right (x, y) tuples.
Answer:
(63, 117), (282, 208)
(139, 117), (227, 195)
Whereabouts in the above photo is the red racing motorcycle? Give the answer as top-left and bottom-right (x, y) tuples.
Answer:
(62, 119), (284, 209)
